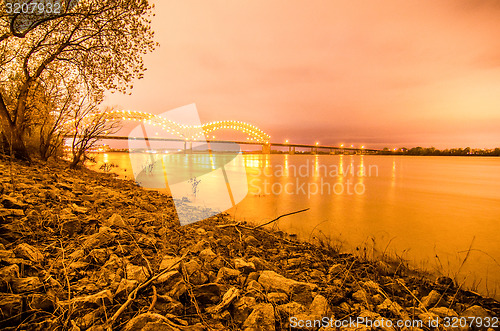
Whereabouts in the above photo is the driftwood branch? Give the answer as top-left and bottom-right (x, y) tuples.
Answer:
(217, 208), (310, 230)
(252, 208), (310, 230)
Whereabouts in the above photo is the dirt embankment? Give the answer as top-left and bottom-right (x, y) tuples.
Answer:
(0, 156), (498, 330)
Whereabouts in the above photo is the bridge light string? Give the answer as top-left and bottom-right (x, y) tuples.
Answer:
(64, 110), (369, 149)
(84, 110), (271, 143)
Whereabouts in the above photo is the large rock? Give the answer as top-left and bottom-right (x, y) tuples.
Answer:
(0, 208), (25, 217)
(82, 226), (116, 250)
(461, 305), (491, 319)
(0, 294), (23, 319)
(246, 280), (265, 300)
(234, 258), (256, 273)
(242, 303), (275, 331)
(90, 248), (109, 264)
(216, 267), (241, 283)
(248, 256), (269, 271)
(435, 276), (455, 289)
(377, 298), (409, 320)
(61, 290), (113, 311)
(0, 264), (19, 280)
(207, 287), (240, 314)
(267, 292), (288, 304)
(244, 235), (260, 247)
(310, 294), (329, 317)
(159, 255), (182, 271)
(328, 264), (343, 275)
(277, 302), (308, 317)
(420, 290), (444, 309)
(429, 307), (458, 318)
(192, 283), (222, 305)
(122, 312), (179, 331)
(103, 254), (127, 270)
(11, 277), (43, 293)
(376, 261), (396, 276)
(61, 219), (82, 236)
(188, 240), (210, 254)
(155, 295), (184, 315)
(199, 248), (217, 261)
(258, 270), (317, 295)
(126, 264), (150, 283)
(233, 296), (257, 325)
(182, 260), (207, 285)
(14, 243), (44, 263)
(290, 282), (315, 306)
(76, 307), (104, 330)
(1, 196), (26, 209)
(27, 294), (54, 311)
(363, 280), (381, 294)
(115, 279), (138, 297)
(154, 270), (182, 288)
(352, 289), (369, 304)
(105, 213), (127, 228)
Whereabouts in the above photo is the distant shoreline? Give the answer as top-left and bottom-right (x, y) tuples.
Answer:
(90, 149), (500, 157)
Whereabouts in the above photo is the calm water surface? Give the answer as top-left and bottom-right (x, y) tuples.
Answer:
(89, 153), (500, 298)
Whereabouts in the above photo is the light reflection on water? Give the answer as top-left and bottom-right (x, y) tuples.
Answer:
(89, 153), (500, 298)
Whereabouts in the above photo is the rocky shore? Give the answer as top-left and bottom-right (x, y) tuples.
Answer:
(0, 156), (498, 331)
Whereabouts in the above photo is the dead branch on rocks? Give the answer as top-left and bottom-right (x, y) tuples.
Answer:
(217, 208), (310, 230)
(253, 208), (310, 229)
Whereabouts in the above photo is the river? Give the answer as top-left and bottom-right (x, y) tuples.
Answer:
(88, 152), (500, 298)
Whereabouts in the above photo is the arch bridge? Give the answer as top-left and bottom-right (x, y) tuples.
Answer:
(106, 110), (271, 144)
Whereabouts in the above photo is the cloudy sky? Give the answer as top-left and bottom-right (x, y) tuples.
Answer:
(105, 0), (500, 149)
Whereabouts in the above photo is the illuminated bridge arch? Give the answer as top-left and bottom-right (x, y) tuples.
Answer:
(107, 110), (271, 143)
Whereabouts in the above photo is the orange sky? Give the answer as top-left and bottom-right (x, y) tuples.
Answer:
(105, 0), (500, 149)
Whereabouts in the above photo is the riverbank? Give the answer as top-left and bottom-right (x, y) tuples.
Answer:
(0, 156), (498, 330)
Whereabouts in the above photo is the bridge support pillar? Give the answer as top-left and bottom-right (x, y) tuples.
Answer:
(311, 147), (317, 155)
(288, 146), (295, 155)
(262, 144), (271, 154)
(183, 141), (193, 154)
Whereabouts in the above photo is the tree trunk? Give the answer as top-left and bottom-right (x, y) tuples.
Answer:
(0, 94), (31, 162)
(5, 126), (31, 162)
(70, 150), (84, 169)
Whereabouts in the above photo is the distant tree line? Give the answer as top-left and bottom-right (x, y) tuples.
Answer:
(379, 147), (500, 156)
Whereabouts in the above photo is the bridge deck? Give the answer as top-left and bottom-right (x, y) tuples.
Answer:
(85, 135), (380, 152)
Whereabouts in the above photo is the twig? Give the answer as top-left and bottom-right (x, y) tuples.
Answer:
(396, 278), (428, 314)
(216, 221), (244, 229)
(104, 252), (187, 330)
(217, 208), (310, 230)
(252, 208), (309, 230)
(148, 286), (157, 312)
(59, 240), (72, 328)
(182, 265), (212, 330)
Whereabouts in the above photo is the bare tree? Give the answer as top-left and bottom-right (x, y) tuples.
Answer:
(0, 0), (155, 160)
(30, 70), (89, 160)
(67, 95), (120, 169)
